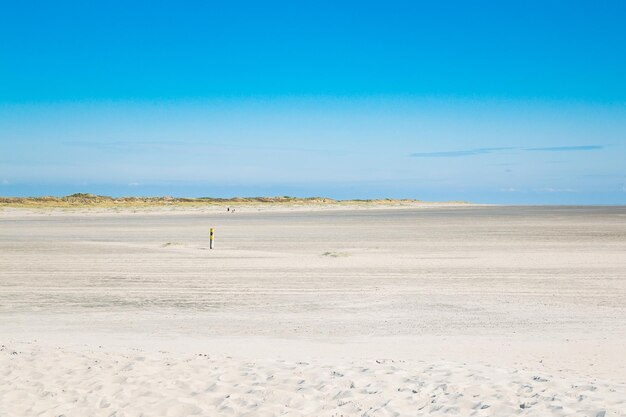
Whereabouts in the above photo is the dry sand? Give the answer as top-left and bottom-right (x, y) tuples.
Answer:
(1, 205), (625, 416)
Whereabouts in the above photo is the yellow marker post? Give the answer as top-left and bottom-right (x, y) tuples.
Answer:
(210, 228), (215, 249)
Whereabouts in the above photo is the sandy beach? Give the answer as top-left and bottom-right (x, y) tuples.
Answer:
(1, 205), (625, 416)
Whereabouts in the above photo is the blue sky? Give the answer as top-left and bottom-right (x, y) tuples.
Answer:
(1, 1), (625, 203)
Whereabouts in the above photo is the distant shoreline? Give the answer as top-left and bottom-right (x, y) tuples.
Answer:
(0, 193), (471, 209)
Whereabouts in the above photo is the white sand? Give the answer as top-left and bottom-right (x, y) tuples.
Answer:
(2, 343), (623, 417)
(1, 206), (625, 416)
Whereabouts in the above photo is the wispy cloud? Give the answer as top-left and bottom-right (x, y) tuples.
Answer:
(410, 144), (605, 158)
(410, 147), (515, 158)
(537, 187), (577, 193)
(525, 145), (603, 152)
(63, 140), (337, 155)
(62, 141), (175, 151)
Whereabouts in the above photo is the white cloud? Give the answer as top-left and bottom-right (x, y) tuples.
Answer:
(537, 187), (576, 193)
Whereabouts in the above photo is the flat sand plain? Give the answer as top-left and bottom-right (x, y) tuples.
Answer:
(1, 205), (625, 416)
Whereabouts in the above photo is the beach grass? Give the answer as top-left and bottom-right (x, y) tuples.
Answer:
(0, 193), (431, 209)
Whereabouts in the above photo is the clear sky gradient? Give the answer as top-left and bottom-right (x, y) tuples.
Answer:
(1, 1), (625, 203)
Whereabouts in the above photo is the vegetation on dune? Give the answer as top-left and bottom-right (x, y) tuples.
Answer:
(0, 194), (429, 208)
